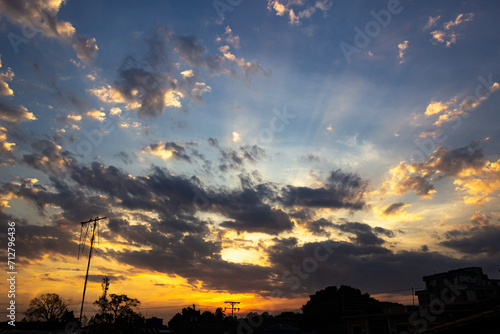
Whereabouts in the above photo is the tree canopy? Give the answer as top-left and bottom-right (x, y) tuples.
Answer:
(24, 293), (75, 323)
(90, 277), (144, 330)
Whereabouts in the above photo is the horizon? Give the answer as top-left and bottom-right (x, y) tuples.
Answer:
(1, 0), (500, 327)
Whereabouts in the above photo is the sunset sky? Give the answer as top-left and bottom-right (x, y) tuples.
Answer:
(1, 0), (500, 323)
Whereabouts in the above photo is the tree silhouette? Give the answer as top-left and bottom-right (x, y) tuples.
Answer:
(302, 285), (400, 333)
(90, 277), (144, 331)
(24, 293), (72, 323)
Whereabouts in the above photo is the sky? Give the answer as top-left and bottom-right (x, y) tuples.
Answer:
(1, 0), (500, 323)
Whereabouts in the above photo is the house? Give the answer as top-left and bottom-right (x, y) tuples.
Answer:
(345, 267), (500, 334)
(415, 267), (500, 307)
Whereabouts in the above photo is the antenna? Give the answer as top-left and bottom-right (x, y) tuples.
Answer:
(78, 216), (107, 325)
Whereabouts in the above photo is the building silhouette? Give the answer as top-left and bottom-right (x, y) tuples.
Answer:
(415, 267), (500, 306)
(345, 267), (500, 334)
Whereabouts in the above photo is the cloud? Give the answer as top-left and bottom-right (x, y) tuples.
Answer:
(0, 127), (15, 158)
(216, 42), (269, 80)
(267, 0), (332, 25)
(332, 221), (394, 246)
(430, 13), (474, 47)
(397, 40), (409, 63)
(0, 101), (36, 123)
(0, 0), (98, 61)
(86, 109), (106, 122)
(90, 25), (267, 118)
(72, 35), (99, 62)
(443, 13), (474, 30)
(423, 80), (500, 126)
(22, 139), (74, 173)
(88, 84), (128, 104)
(382, 202), (406, 216)
(425, 99), (455, 116)
(423, 15), (441, 30)
(207, 137), (219, 147)
(381, 143), (486, 198)
(211, 181), (294, 234)
(145, 141), (192, 162)
(304, 218), (334, 236)
(454, 158), (500, 205)
(112, 247), (275, 294)
(277, 170), (367, 210)
(374, 202), (423, 221)
(5, 140), (500, 297)
(217, 145), (267, 172)
(0, 61), (14, 96)
(440, 211), (500, 256)
(266, 239), (488, 296)
(220, 26), (240, 49)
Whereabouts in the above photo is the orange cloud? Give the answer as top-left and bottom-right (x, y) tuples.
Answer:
(454, 159), (500, 206)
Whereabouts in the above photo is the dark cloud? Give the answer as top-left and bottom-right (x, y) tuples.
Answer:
(219, 148), (244, 171)
(1, 145), (415, 296)
(429, 143), (485, 178)
(218, 145), (267, 172)
(440, 225), (500, 256)
(383, 202), (406, 216)
(22, 139), (74, 173)
(277, 170), (367, 210)
(207, 137), (219, 147)
(114, 151), (134, 164)
(12, 220), (80, 264)
(332, 222), (391, 246)
(112, 248), (275, 294)
(72, 34), (98, 62)
(240, 145), (267, 163)
(305, 218), (334, 236)
(213, 188), (294, 234)
(0, 101), (35, 123)
(174, 34), (225, 73)
(114, 26), (176, 118)
(266, 239), (500, 297)
(2, 177), (111, 223)
(68, 163), (205, 217)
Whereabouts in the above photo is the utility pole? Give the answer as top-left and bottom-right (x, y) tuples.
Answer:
(78, 217), (107, 326)
(224, 301), (240, 319)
